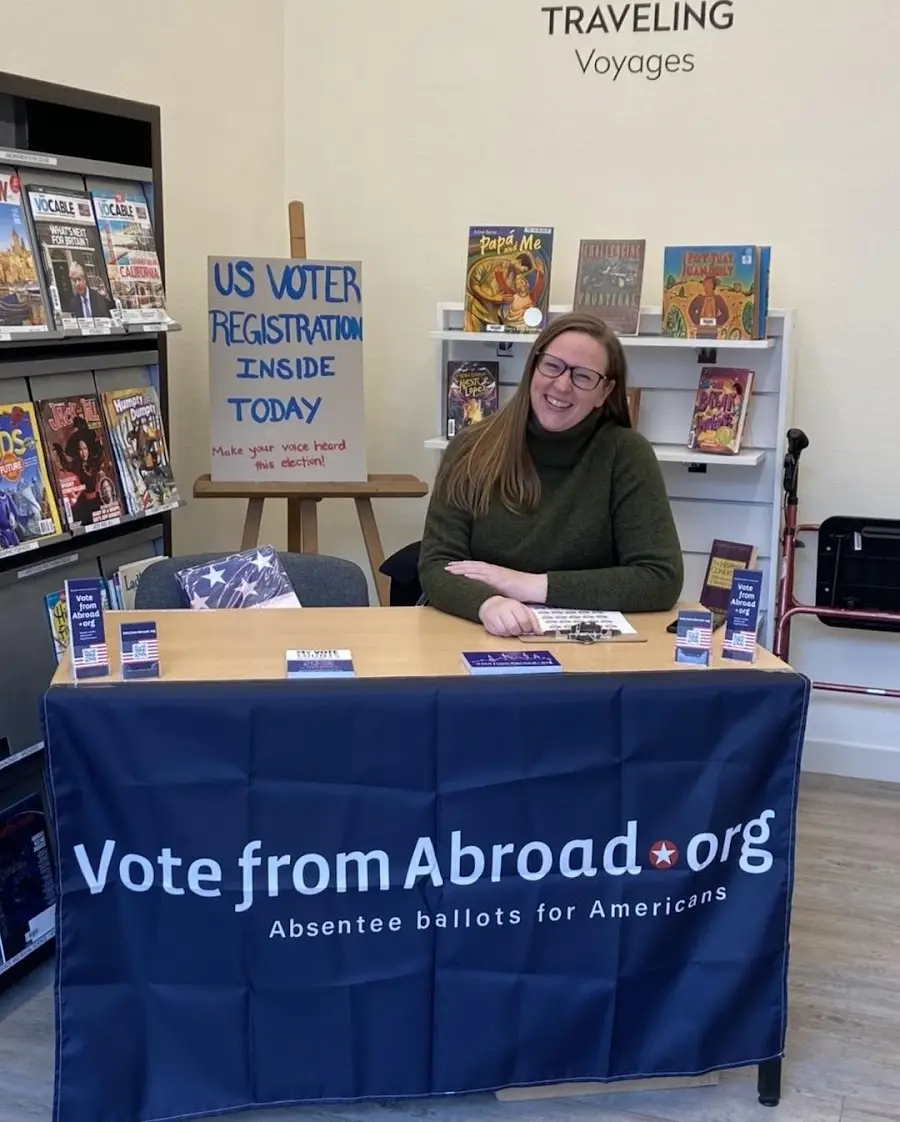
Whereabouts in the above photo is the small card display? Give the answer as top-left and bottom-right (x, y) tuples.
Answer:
(63, 577), (108, 680)
(461, 650), (562, 675)
(120, 621), (160, 680)
(722, 570), (763, 662)
(286, 649), (355, 679)
(674, 609), (713, 666)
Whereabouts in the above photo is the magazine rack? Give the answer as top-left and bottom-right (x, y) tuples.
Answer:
(773, 429), (900, 697)
(0, 71), (177, 991)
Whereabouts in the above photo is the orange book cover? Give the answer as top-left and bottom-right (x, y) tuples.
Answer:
(687, 367), (753, 454)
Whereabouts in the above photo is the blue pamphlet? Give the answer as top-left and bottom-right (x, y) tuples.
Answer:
(64, 578), (109, 680)
(674, 609), (712, 666)
(461, 650), (562, 675)
(286, 649), (355, 679)
(120, 621), (160, 680)
(722, 569), (763, 662)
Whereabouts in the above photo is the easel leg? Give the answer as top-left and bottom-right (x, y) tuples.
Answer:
(354, 497), (389, 606)
(287, 498), (319, 553)
(241, 498), (264, 550)
(300, 501), (318, 553)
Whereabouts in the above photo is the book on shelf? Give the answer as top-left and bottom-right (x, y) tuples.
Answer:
(700, 539), (758, 619)
(446, 360), (499, 438)
(44, 582), (111, 664)
(0, 168), (50, 335)
(687, 367), (753, 455)
(0, 402), (62, 554)
(25, 183), (119, 333)
(44, 590), (68, 662)
(35, 392), (125, 530)
(100, 386), (181, 515)
(116, 556), (166, 609)
(661, 244), (771, 341)
(463, 226), (554, 334)
(572, 239), (645, 335)
(90, 184), (172, 326)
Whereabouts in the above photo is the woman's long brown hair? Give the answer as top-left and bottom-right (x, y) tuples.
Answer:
(437, 312), (631, 518)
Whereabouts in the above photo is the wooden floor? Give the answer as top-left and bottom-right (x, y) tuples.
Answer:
(1, 773), (897, 1122)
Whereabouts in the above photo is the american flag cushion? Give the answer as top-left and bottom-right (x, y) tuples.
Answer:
(175, 546), (301, 610)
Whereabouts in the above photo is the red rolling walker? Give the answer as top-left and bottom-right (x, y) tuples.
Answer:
(773, 428), (900, 695)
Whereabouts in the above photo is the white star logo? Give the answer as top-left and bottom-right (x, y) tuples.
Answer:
(649, 841), (678, 868)
(235, 578), (257, 601)
(205, 565), (225, 586)
(252, 551), (273, 572)
(189, 591), (209, 610)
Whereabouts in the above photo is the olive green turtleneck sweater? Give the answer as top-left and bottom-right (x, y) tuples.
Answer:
(418, 411), (684, 623)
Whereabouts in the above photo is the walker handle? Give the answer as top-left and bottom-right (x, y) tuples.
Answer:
(782, 428), (808, 505)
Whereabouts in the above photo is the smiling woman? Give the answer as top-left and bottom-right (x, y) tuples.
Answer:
(417, 312), (685, 637)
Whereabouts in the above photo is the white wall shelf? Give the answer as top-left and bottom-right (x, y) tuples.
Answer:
(425, 435), (766, 468)
(430, 321), (776, 351)
(651, 444), (768, 467)
(425, 302), (797, 647)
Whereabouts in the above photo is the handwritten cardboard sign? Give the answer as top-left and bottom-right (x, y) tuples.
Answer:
(207, 256), (367, 483)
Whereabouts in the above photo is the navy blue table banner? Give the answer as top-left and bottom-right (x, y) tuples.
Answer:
(43, 669), (811, 1122)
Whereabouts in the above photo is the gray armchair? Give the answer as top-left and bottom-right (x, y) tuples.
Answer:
(134, 552), (369, 610)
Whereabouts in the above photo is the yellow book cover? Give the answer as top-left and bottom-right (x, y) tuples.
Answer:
(0, 401), (62, 551)
(464, 226), (553, 334)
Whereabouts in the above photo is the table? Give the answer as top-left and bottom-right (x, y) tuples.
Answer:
(50, 603), (790, 685)
(44, 607), (810, 1122)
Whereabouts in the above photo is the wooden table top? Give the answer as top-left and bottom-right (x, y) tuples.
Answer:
(50, 605), (791, 686)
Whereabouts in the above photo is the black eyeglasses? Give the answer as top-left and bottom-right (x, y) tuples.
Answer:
(536, 352), (608, 392)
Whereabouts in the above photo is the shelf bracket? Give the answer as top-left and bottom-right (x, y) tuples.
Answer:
(698, 347), (717, 364)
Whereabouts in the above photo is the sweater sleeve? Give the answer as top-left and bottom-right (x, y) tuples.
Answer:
(545, 430), (684, 613)
(417, 438), (499, 623)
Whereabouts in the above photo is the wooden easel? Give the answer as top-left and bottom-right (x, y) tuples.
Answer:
(193, 202), (428, 606)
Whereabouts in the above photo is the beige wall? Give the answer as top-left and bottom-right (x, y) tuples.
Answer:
(3, 1), (898, 770)
(0, 0), (288, 554)
(286, 0), (900, 769)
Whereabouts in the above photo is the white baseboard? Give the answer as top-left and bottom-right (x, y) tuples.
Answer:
(802, 737), (900, 784)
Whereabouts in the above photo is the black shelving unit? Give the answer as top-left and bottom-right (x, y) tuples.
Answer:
(0, 72), (177, 988)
